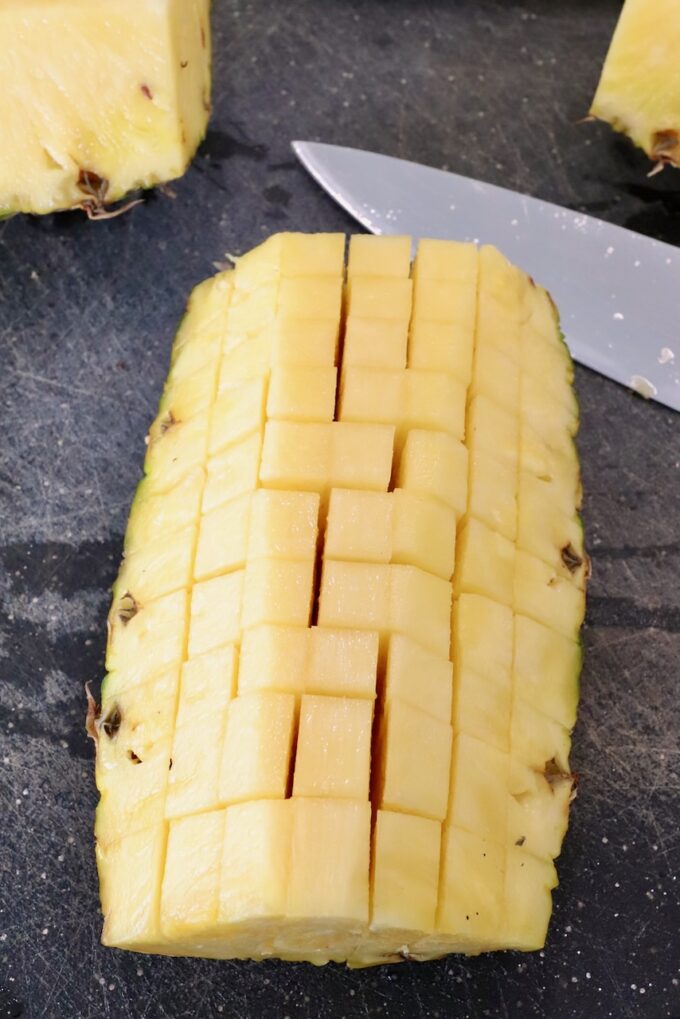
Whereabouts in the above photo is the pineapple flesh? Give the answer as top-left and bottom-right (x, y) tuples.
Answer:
(591, 0), (680, 169)
(95, 231), (586, 965)
(0, 0), (211, 216)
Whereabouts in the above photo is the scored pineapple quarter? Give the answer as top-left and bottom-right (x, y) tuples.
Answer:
(590, 0), (680, 169)
(0, 0), (211, 217)
(95, 231), (586, 965)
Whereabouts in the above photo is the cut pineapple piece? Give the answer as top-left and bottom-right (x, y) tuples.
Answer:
(292, 695), (373, 799)
(590, 0), (680, 168)
(0, 0), (211, 216)
(218, 693), (296, 805)
(97, 232), (584, 965)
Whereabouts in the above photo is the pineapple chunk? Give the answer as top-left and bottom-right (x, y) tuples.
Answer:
(376, 699), (453, 821)
(165, 645), (237, 819)
(161, 811), (224, 938)
(218, 693), (296, 805)
(0, 0), (211, 216)
(347, 235), (412, 278)
(349, 810), (440, 965)
(276, 798), (371, 962)
(591, 0), (680, 168)
(293, 695), (373, 799)
(97, 233), (585, 965)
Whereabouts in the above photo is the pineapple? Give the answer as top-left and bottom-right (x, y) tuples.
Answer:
(591, 0), (680, 169)
(94, 232), (586, 965)
(0, 0), (211, 217)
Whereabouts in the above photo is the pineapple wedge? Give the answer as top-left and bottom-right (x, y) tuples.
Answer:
(591, 0), (680, 169)
(0, 0), (211, 217)
(95, 232), (586, 965)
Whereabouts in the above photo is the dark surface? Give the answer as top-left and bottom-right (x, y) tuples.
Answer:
(1, 1), (679, 1017)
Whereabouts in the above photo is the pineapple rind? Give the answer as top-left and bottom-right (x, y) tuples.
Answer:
(95, 232), (584, 964)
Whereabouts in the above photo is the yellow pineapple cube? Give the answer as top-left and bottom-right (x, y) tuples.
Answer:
(293, 695), (373, 799)
(194, 493), (251, 581)
(266, 365), (337, 422)
(324, 489), (394, 563)
(218, 693), (296, 805)
(246, 490), (319, 561)
(413, 238), (479, 283)
(384, 635), (453, 724)
(397, 429), (468, 517)
(348, 277), (413, 320)
(306, 628), (379, 699)
(347, 235), (412, 278)
(454, 519), (515, 605)
(376, 699), (452, 821)
(278, 276), (343, 321)
(392, 490), (457, 580)
(278, 798), (371, 961)
(209, 377), (267, 456)
(343, 318), (409, 370)
(407, 319), (475, 383)
(510, 697), (572, 776)
(165, 645), (237, 819)
(216, 799), (293, 955)
(98, 824), (166, 951)
(368, 810), (440, 943)
(513, 614), (581, 729)
(466, 449), (517, 542)
(447, 734), (509, 843)
(466, 395), (519, 468)
(161, 811), (224, 938)
(187, 572), (243, 657)
(502, 847), (558, 951)
(202, 431), (263, 514)
(434, 827), (505, 952)
(241, 558), (314, 629)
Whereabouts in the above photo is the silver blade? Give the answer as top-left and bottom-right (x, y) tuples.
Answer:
(293, 141), (680, 412)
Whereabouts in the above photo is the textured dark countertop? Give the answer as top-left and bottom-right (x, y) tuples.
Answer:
(1, 2), (679, 1017)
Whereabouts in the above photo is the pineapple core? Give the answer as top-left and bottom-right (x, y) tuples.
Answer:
(591, 0), (680, 169)
(0, 0), (211, 216)
(95, 232), (586, 966)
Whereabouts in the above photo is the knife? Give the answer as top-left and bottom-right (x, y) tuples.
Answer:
(293, 141), (680, 413)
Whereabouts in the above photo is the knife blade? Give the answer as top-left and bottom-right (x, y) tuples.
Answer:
(293, 141), (680, 412)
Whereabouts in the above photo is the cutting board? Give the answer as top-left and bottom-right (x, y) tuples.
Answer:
(1, 1), (678, 1017)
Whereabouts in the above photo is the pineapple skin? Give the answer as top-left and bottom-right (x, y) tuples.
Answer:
(0, 0), (212, 216)
(94, 232), (585, 965)
(591, 0), (680, 168)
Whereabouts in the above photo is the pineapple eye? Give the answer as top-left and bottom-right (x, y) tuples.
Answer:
(101, 706), (121, 740)
(561, 543), (583, 574)
(127, 750), (143, 764)
(117, 592), (139, 625)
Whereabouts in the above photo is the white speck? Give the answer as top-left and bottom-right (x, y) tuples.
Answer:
(658, 347), (675, 364)
(565, 925), (572, 933)
(511, 218), (518, 226)
(631, 984), (637, 990)
(449, 204), (456, 212)
(22, 788), (28, 796)
(108, 984), (115, 992)
(666, 257), (672, 265)
(634, 259), (641, 267)
(98, 977), (106, 986)
(586, 972), (591, 979)
(613, 312), (624, 320)
(0, 934), (6, 942)
(602, 836), (609, 844)
(41, 928), (49, 936)
(629, 375), (657, 399)
(605, 246), (614, 257)
(639, 988), (646, 994)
